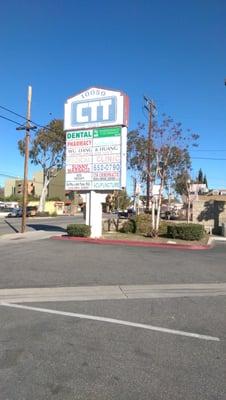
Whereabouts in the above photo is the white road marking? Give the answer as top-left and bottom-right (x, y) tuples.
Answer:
(1, 302), (220, 342)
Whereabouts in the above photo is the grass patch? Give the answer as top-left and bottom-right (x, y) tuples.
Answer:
(103, 231), (209, 246)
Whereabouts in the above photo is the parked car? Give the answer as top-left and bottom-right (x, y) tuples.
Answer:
(0, 207), (15, 218)
(117, 210), (128, 218)
(117, 209), (136, 219)
(7, 208), (20, 218)
(26, 206), (37, 217)
(7, 206), (37, 218)
(127, 208), (136, 217)
(7, 208), (22, 217)
(160, 210), (178, 220)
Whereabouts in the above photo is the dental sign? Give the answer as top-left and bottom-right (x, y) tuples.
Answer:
(64, 87), (129, 191)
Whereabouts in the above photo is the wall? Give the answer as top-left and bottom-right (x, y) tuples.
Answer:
(4, 179), (16, 197)
(192, 199), (226, 234)
(28, 200), (65, 215)
(4, 179), (34, 198)
(15, 180), (34, 196)
(33, 171), (43, 197)
(48, 169), (65, 201)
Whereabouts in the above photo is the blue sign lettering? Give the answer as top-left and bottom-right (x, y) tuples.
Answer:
(71, 97), (116, 127)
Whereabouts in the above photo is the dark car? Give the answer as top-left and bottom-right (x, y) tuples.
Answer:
(117, 210), (128, 219)
(160, 210), (178, 220)
(26, 206), (37, 217)
(117, 209), (136, 219)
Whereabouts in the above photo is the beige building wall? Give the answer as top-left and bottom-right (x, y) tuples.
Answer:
(32, 169), (66, 200)
(33, 171), (43, 198)
(15, 180), (34, 196)
(193, 198), (226, 234)
(5, 169), (66, 201)
(4, 179), (16, 197)
(48, 169), (65, 201)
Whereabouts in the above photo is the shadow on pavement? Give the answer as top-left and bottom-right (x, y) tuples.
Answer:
(27, 224), (66, 232)
(4, 219), (19, 233)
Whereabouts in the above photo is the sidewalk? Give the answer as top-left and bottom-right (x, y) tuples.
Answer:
(1, 283), (226, 303)
(208, 236), (226, 244)
(0, 230), (63, 244)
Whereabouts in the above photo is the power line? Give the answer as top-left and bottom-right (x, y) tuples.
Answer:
(191, 157), (226, 161)
(0, 104), (61, 135)
(0, 171), (65, 188)
(0, 114), (24, 127)
(1, 103), (226, 154)
(191, 149), (226, 152)
(0, 104), (43, 129)
(0, 172), (22, 179)
(0, 105), (29, 123)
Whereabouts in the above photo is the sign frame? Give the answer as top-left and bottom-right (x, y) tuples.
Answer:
(64, 86), (129, 132)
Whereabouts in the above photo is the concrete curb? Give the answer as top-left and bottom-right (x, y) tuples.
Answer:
(51, 235), (211, 250)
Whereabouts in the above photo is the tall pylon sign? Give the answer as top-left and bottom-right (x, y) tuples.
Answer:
(64, 87), (129, 191)
(64, 87), (129, 237)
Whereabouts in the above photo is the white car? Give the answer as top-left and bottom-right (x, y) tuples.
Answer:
(0, 207), (15, 218)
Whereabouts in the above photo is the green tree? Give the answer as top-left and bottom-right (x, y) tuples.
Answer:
(197, 168), (204, 183)
(128, 114), (199, 235)
(203, 174), (208, 187)
(127, 123), (153, 183)
(174, 171), (193, 223)
(18, 119), (65, 212)
(106, 190), (131, 211)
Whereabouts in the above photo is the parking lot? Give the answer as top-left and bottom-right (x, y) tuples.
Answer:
(0, 238), (226, 399)
(0, 215), (83, 236)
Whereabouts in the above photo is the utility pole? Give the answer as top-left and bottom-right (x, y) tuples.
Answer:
(17, 86), (35, 233)
(21, 86), (32, 233)
(144, 97), (156, 211)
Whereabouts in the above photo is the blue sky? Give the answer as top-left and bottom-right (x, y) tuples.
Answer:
(0, 0), (226, 193)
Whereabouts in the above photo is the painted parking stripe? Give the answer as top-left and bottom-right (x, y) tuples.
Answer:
(1, 302), (220, 342)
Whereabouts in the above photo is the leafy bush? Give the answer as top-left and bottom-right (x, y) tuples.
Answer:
(166, 224), (178, 239)
(158, 221), (173, 236)
(145, 222), (171, 237)
(119, 219), (136, 234)
(50, 211), (58, 217)
(167, 223), (204, 241)
(135, 213), (152, 234)
(67, 224), (91, 237)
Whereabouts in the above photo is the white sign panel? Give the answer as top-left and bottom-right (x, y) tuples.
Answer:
(65, 126), (127, 191)
(64, 87), (129, 131)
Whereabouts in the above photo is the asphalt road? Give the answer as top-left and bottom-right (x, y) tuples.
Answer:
(0, 239), (226, 288)
(1, 296), (225, 400)
(0, 215), (84, 235)
(0, 238), (225, 399)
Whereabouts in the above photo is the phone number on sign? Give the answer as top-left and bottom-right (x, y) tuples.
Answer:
(93, 163), (120, 172)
